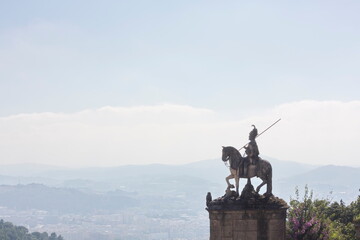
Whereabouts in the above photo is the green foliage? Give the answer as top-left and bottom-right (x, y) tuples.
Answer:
(354, 215), (360, 224)
(350, 195), (360, 223)
(326, 195), (359, 240)
(287, 186), (359, 240)
(0, 219), (64, 240)
(287, 186), (330, 240)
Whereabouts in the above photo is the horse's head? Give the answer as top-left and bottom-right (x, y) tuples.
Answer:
(222, 146), (231, 162)
(222, 146), (243, 162)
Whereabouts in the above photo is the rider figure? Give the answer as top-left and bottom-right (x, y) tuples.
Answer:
(244, 125), (260, 176)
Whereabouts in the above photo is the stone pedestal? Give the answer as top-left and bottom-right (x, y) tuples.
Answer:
(208, 208), (287, 240)
(206, 187), (288, 240)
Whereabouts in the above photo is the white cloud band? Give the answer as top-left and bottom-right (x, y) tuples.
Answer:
(0, 101), (359, 167)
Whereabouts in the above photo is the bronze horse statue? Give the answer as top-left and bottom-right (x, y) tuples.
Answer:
(222, 146), (273, 196)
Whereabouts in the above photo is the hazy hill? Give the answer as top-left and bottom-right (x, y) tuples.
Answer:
(0, 159), (358, 205)
(0, 163), (67, 177)
(263, 156), (319, 180)
(0, 157), (318, 183)
(0, 183), (138, 213)
(0, 174), (61, 186)
(281, 165), (360, 186)
(275, 165), (360, 203)
(0, 161), (357, 240)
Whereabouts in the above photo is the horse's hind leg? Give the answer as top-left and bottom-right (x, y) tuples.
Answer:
(266, 177), (272, 195)
(256, 180), (266, 193)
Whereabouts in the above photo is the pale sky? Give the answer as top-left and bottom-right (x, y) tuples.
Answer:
(0, 1), (359, 167)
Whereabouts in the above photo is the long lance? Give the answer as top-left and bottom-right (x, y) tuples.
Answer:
(239, 118), (281, 151)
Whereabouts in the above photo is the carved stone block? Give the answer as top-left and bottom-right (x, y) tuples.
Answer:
(207, 196), (288, 240)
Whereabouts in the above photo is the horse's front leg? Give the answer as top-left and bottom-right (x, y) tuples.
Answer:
(235, 174), (240, 195)
(226, 174), (235, 189)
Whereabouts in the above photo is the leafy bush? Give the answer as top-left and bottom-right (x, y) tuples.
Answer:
(0, 219), (64, 240)
(287, 186), (330, 240)
(354, 215), (360, 224)
(287, 186), (359, 240)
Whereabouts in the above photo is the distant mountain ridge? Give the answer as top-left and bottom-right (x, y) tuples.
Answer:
(275, 165), (360, 203)
(0, 163), (68, 177)
(0, 157), (319, 181)
(0, 158), (358, 204)
(280, 165), (360, 185)
(0, 160), (358, 240)
(0, 183), (138, 213)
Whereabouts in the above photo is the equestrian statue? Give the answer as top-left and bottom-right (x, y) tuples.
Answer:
(222, 125), (274, 197)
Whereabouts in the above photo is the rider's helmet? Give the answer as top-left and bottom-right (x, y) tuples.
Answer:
(249, 125), (258, 140)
